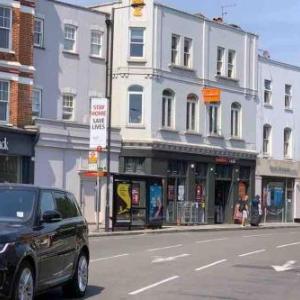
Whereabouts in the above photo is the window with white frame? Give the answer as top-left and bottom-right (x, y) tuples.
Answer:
(217, 47), (225, 75)
(208, 104), (220, 135)
(34, 18), (44, 47)
(184, 38), (192, 68)
(284, 128), (292, 158)
(186, 94), (197, 131)
(130, 28), (144, 58)
(62, 94), (75, 120)
(128, 85), (143, 124)
(231, 102), (241, 138)
(32, 88), (42, 118)
(263, 124), (271, 155)
(285, 84), (292, 109)
(171, 34), (180, 65)
(90, 30), (103, 57)
(0, 81), (9, 122)
(162, 89), (174, 128)
(264, 80), (272, 104)
(64, 24), (77, 52)
(0, 6), (11, 49)
(228, 50), (236, 78)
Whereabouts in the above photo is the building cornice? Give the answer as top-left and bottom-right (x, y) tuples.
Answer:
(258, 55), (300, 72)
(46, 0), (109, 16)
(113, 67), (258, 96)
(122, 140), (258, 161)
(154, 2), (258, 38)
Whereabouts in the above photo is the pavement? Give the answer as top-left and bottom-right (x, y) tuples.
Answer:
(38, 226), (300, 300)
(88, 222), (300, 237)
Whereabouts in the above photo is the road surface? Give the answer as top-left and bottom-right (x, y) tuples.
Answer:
(38, 227), (300, 299)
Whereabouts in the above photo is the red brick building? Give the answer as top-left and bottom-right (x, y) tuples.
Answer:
(0, 0), (36, 183)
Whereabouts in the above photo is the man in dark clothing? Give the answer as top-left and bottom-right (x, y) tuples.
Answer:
(250, 195), (262, 226)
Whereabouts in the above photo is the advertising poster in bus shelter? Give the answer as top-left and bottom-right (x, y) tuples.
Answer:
(115, 183), (132, 222)
(132, 184), (140, 206)
(149, 185), (163, 223)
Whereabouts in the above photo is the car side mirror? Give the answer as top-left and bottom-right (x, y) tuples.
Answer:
(42, 210), (62, 223)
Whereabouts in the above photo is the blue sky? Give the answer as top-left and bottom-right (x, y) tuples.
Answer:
(65, 0), (300, 66)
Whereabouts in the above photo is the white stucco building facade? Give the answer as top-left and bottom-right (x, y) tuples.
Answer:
(256, 56), (300, 222)
(33, 0), (121, 224)
(94, 0), (259, 225)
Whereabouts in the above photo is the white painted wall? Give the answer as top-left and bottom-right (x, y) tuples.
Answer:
(34, 0), (108, 124)
(257, 57), (300, 160)
(94, 1), (258, 156)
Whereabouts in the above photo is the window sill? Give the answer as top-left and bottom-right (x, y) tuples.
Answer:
(89, 55), (105, 61)
(284, 157), (293, 161)
(284, 108), (293, 113)
(229, 137), (244, 142)
(215, 74), (239, 83)
(262, 154), (271, 159)
(34, 45), (45, 50)
(126, 124), (145, 129)
(0, 48), (15, 54)
(263, 103), (273, 109)
(63, 50), (79, 57)
(184, 131), (202, 137)
(127, 58), (147, 64)
(208, 134), (224, 139)
(169, 64), (196, 72)
(159, 128), (179, 133)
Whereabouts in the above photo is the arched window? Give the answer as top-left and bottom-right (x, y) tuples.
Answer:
(186, 94), (198, 131)
(162, 89), (175, 128)
(284, 128), (292, 158)
(231, 102), (241, 137)
(128, 85), (143, 124)
(263, 124), (272, 155)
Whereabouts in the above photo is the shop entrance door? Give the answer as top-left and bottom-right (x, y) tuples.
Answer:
(215, 181), (231, 224)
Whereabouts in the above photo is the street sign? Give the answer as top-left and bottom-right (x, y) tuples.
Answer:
(88, 151), (98, 171)
(202, 87), (221, 103)
(89, 98), (108, 149)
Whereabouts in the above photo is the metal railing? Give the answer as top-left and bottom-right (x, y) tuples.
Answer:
(176, 202), (205, 225)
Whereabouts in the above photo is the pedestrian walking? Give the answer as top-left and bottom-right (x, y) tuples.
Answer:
(238, 195), (249, 227)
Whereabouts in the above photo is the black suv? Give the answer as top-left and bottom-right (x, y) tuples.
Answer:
(0, 184), (89, 300)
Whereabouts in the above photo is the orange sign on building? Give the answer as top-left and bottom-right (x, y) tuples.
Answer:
(132, 0), (145, 17)
(202, 87), (221, 103)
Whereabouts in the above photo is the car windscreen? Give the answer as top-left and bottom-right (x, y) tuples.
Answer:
(0, 189), (36, 222)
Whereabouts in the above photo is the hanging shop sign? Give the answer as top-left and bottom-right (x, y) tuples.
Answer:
(132, 0), (145, 17)
(202, 87), (221, 103)
(0, 137), (8, 151)
(89, 98), (108, 149)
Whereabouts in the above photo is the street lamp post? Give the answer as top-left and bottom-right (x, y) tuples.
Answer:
(105, 1), (145, 232)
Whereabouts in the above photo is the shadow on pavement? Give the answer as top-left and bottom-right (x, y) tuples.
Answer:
(35, 285), (104, 299)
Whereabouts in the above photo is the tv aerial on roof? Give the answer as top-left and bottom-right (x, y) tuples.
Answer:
(221, 3), (237, 20)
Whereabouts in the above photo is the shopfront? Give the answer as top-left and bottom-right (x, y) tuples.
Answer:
(0, 128), (35, 184)
(256, 159), (299, 223)
(119, 147), (256, 226)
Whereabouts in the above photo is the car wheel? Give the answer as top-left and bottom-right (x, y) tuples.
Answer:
(63, 252), (89, 298)
(13, 261), (35, 300)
